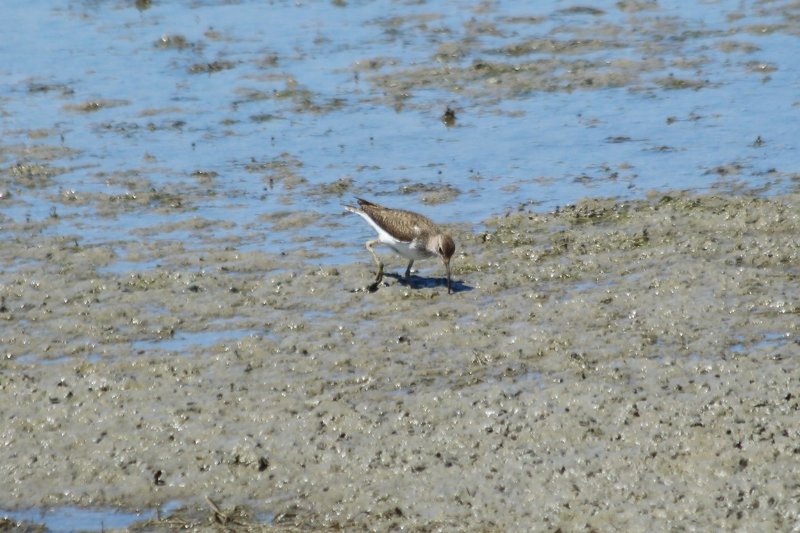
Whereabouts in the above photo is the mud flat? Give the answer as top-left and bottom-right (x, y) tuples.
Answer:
(1, 190), (799, 531)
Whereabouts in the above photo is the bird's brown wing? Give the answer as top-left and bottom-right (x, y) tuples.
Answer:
(356, 199), (437, 243)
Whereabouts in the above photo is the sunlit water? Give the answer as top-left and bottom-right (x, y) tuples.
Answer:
(1, 500), (185, 532)
(2, 0), (798, 261)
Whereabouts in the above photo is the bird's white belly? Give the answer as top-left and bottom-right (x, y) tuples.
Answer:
(384, 239), (432, 260)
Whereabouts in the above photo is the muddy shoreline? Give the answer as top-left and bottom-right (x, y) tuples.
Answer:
(1, 190), (798, 531)
(4, 1), (800, 530)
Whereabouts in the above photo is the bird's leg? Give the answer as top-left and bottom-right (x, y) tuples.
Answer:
(366, 239), (384, 283)
(404, 260), (414, 280)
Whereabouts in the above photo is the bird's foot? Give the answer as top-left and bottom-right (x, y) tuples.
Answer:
(365, 266), (384, 293)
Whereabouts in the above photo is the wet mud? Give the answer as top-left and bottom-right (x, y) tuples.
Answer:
(1, 190), (798, 531)
(3, 0), (800, 530)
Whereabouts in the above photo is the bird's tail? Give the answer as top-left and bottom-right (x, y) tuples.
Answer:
(344, 197), (376, 214)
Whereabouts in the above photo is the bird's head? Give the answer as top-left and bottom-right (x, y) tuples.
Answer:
(433, 233), (456, 294)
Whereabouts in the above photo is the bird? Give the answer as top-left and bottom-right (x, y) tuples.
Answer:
(344, 197), (456, 293)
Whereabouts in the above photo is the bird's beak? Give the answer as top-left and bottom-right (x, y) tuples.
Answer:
(445, 259), (452, 294)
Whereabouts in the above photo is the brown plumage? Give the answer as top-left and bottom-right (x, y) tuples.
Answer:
(345, 198), (456, 293)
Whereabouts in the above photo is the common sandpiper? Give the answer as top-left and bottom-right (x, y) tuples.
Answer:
(344, 197), (456, 293)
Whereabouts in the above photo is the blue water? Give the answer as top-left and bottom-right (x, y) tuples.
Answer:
(131, 326), (264, 353)
(1, 500), (183, 532)
(1, 0), (798, 260)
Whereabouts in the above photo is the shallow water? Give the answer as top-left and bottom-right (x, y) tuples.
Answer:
(1, 500), (183, 533)
(2, 0), (799, 260)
